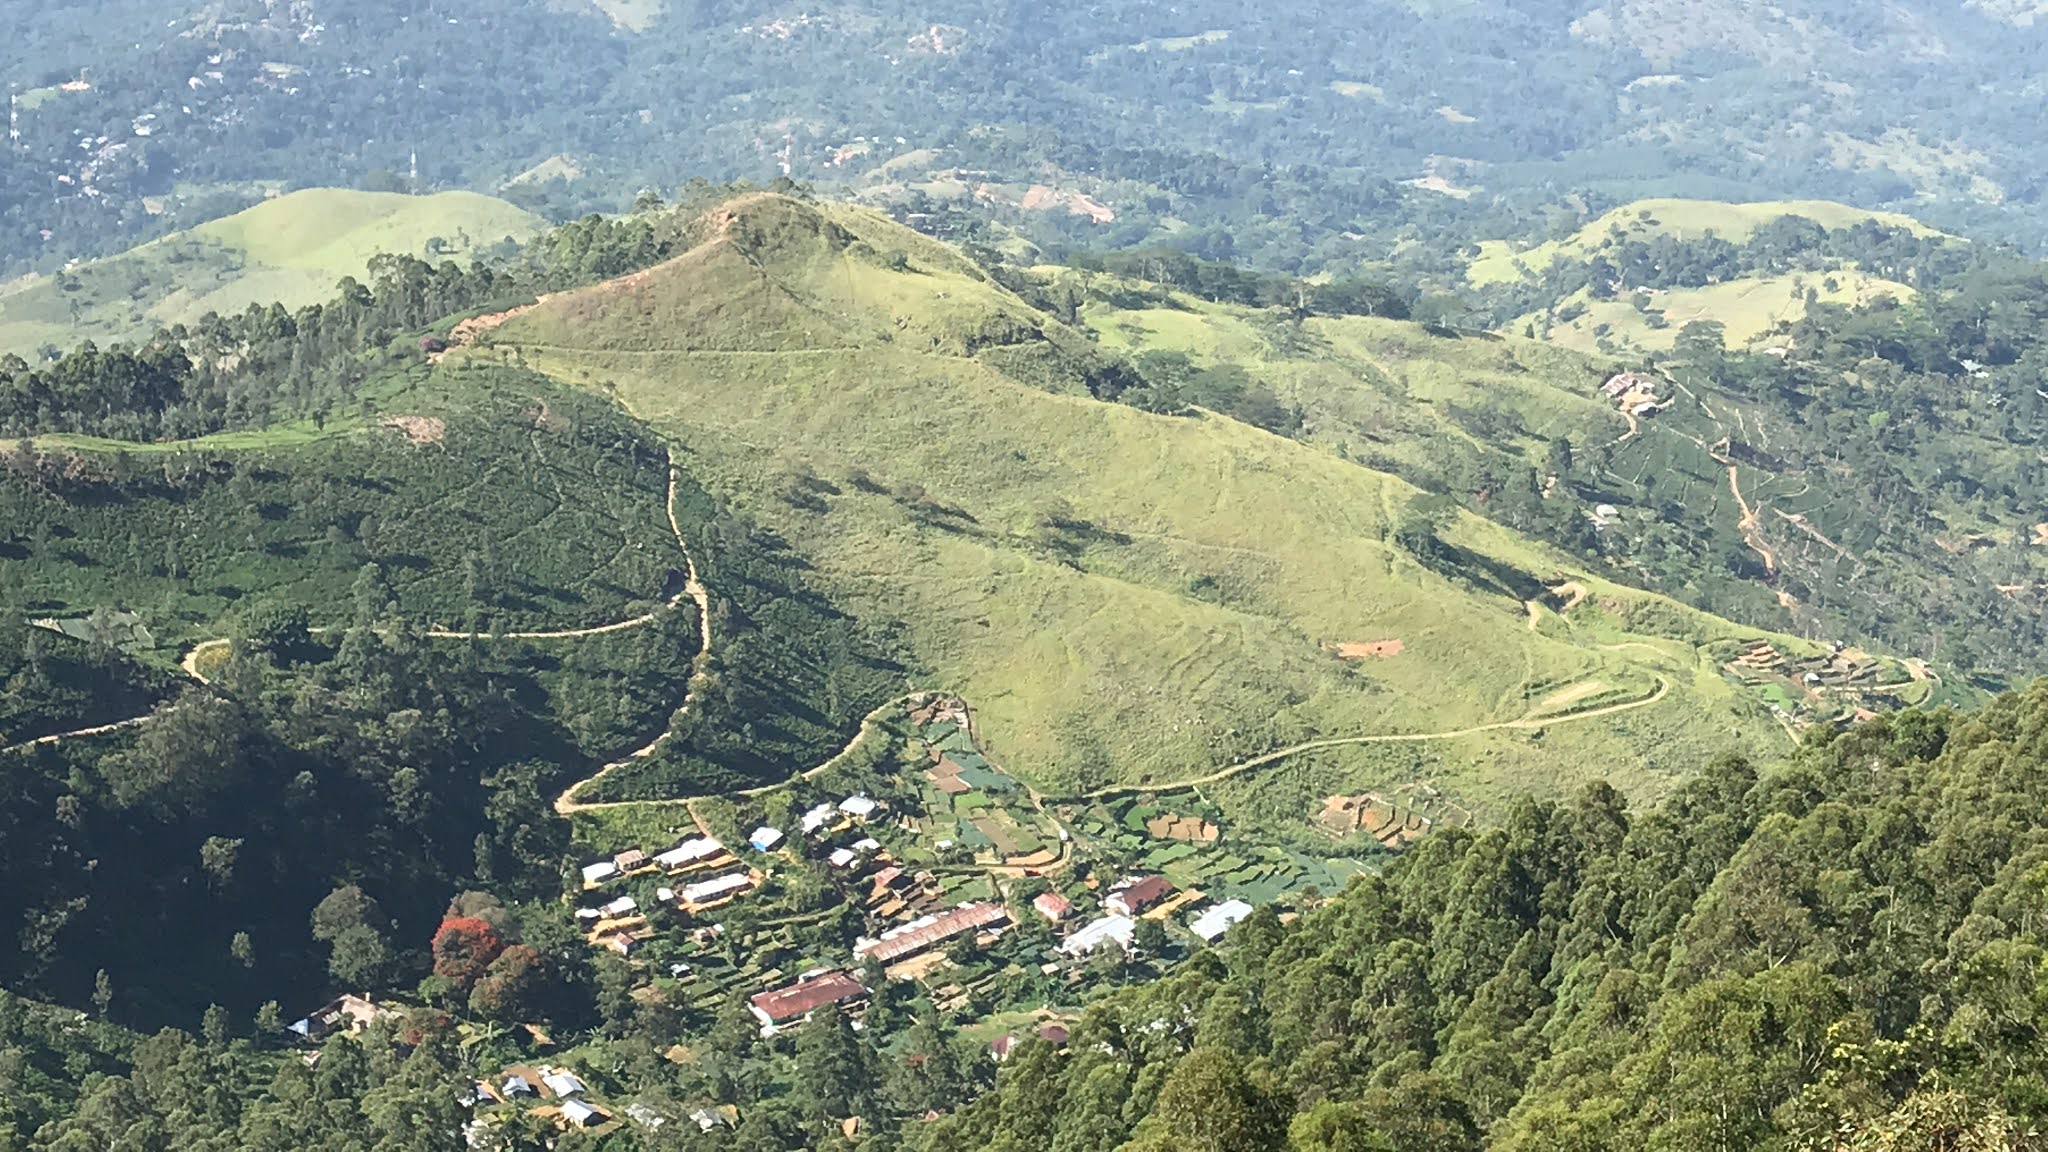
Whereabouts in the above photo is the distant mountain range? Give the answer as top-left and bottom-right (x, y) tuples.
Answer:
(9, 0), (2048, 277)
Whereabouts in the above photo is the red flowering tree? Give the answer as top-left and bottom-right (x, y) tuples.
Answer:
(431, 916), (505, 991)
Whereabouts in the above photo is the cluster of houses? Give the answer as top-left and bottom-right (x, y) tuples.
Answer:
(1042, 874), (1253, 958)
(736, 869), (1260, 1038)
(566, 776), (1269, 1054)
(1600, 370), (1664, 417)
(573, 795), (892, 960)
(462, 1064), (613, 1140)
(743, 897), (1017, 1037)
(577, 834), (758, 957)
(748, 792), (885, 855)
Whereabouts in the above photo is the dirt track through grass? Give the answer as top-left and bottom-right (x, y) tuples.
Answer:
(1074, 674), (1672, 801)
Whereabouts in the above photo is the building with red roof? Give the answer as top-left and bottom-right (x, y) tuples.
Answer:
(748, 971), (867, 1033)
(1032, 891), (1072, 922)
(1105, 875), (1174, 917)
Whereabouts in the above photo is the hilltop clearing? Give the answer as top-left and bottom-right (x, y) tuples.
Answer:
(1517, 268), (1916, 355)
(0, 190), (540, 357)
(476, 194), (1825, 816)
(1466, 198), (1945, 286)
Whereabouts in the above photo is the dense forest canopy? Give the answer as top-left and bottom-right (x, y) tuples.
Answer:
(924, 687), (2048, 1152)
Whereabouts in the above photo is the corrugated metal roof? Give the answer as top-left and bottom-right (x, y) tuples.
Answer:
(750, 971), (866, 1022)
(854, 902), (1009, 964)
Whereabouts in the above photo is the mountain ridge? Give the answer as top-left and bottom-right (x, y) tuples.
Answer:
(468, 193), (1865, 820)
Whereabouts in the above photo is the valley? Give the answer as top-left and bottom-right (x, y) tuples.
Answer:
(0, 182), (2035, 1151)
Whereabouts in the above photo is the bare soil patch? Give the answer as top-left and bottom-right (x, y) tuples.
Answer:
(380, 415), (447, 445)
(1548, 581), (1590, 612)
(1314, 793), (1432, 848)
(1329, 639), (1405, 659)
(439, 300), (547, 360)
(1144, 812), (1220, 842)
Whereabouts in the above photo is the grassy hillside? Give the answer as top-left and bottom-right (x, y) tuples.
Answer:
(1080, 287), (1625, 486)
(0, 190), (541, 357)
(1077, 257), (2039, 693)
(1512, 267), (1916, 355)
(1466, 197), (1943, 286)
(476, 193), (1826, 822)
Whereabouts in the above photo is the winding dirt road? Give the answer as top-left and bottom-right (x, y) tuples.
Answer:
(549, 466), (714, 814)
(1075, 675), (1671, 802)
(0, 713), (158, 756)
(555, 692), (922, 816)
(13, 465), (703, 750)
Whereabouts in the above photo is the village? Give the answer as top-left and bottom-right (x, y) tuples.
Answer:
(283, 694), (1392, 1141)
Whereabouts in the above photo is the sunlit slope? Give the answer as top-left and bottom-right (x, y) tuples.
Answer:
(1467, 197), (1945, 286)
(0, 189), (541, 356)
(480, 195), (1793, 803)
(1520, 268), (1916, 355)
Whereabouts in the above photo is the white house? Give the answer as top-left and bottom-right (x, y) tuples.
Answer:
(542, 1069), (588, 1098)
(580, 861), (620, 885)
(654, 837), (725, 869)
(682, 872), (753, 905)
(801, 802), (839, 837)
(1189, 899), (1254, 943)
(561, 1099), (604, 1128)
(839, 795), (879, 821)
(749, 826), (785, 852)
(1061, 914), (1136, 956)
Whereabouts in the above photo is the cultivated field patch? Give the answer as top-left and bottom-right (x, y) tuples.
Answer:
(1328, 639), (1405, 659)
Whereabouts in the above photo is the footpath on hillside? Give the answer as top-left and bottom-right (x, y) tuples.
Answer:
(5, 445), (1681, 812)
(8, 244), (1692, 811)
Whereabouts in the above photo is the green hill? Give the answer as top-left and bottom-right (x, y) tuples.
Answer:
(1074, 241), (2045, 692)
(1456, 198), (1945, 358)
(476, 193), (1848, 822)
(1517, 269), (1915, 356)
(1466, 198), (1944, 287)
(0, 190), (541, 357)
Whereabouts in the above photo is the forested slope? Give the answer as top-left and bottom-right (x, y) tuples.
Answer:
(924, 685), (2048, 1152)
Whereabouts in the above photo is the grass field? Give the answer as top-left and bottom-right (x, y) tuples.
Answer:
(0, 189), (542, 357)
(1082, 289), (1629, 481)
(1466, 197), (1944, 286)
(478, 194), (1799, 813)
(1522, 267), (1918, 354)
